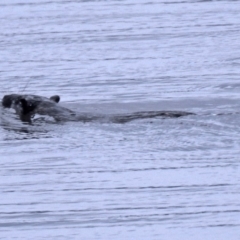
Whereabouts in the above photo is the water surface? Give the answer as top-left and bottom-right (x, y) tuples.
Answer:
(1, 0), (240, 239)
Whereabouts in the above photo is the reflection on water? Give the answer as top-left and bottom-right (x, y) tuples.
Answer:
(1, 0), (240, 239)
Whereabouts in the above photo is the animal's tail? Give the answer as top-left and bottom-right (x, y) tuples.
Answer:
(111, 111), (194, 123)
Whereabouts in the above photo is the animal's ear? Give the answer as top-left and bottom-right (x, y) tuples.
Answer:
(50, 95), (60, 103)
(19, 99), (36, 115)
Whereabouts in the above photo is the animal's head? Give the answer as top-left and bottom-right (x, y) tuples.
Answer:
(2, 94), (60, 121)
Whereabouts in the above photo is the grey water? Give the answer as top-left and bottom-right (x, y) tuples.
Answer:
(1, 0), (240, 239)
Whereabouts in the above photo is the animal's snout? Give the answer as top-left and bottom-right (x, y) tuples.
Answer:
(2, 95), (13, 108)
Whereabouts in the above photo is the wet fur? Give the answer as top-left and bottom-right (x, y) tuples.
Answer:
(2, 94), (194, 123)
(2, 94), (62, 122)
